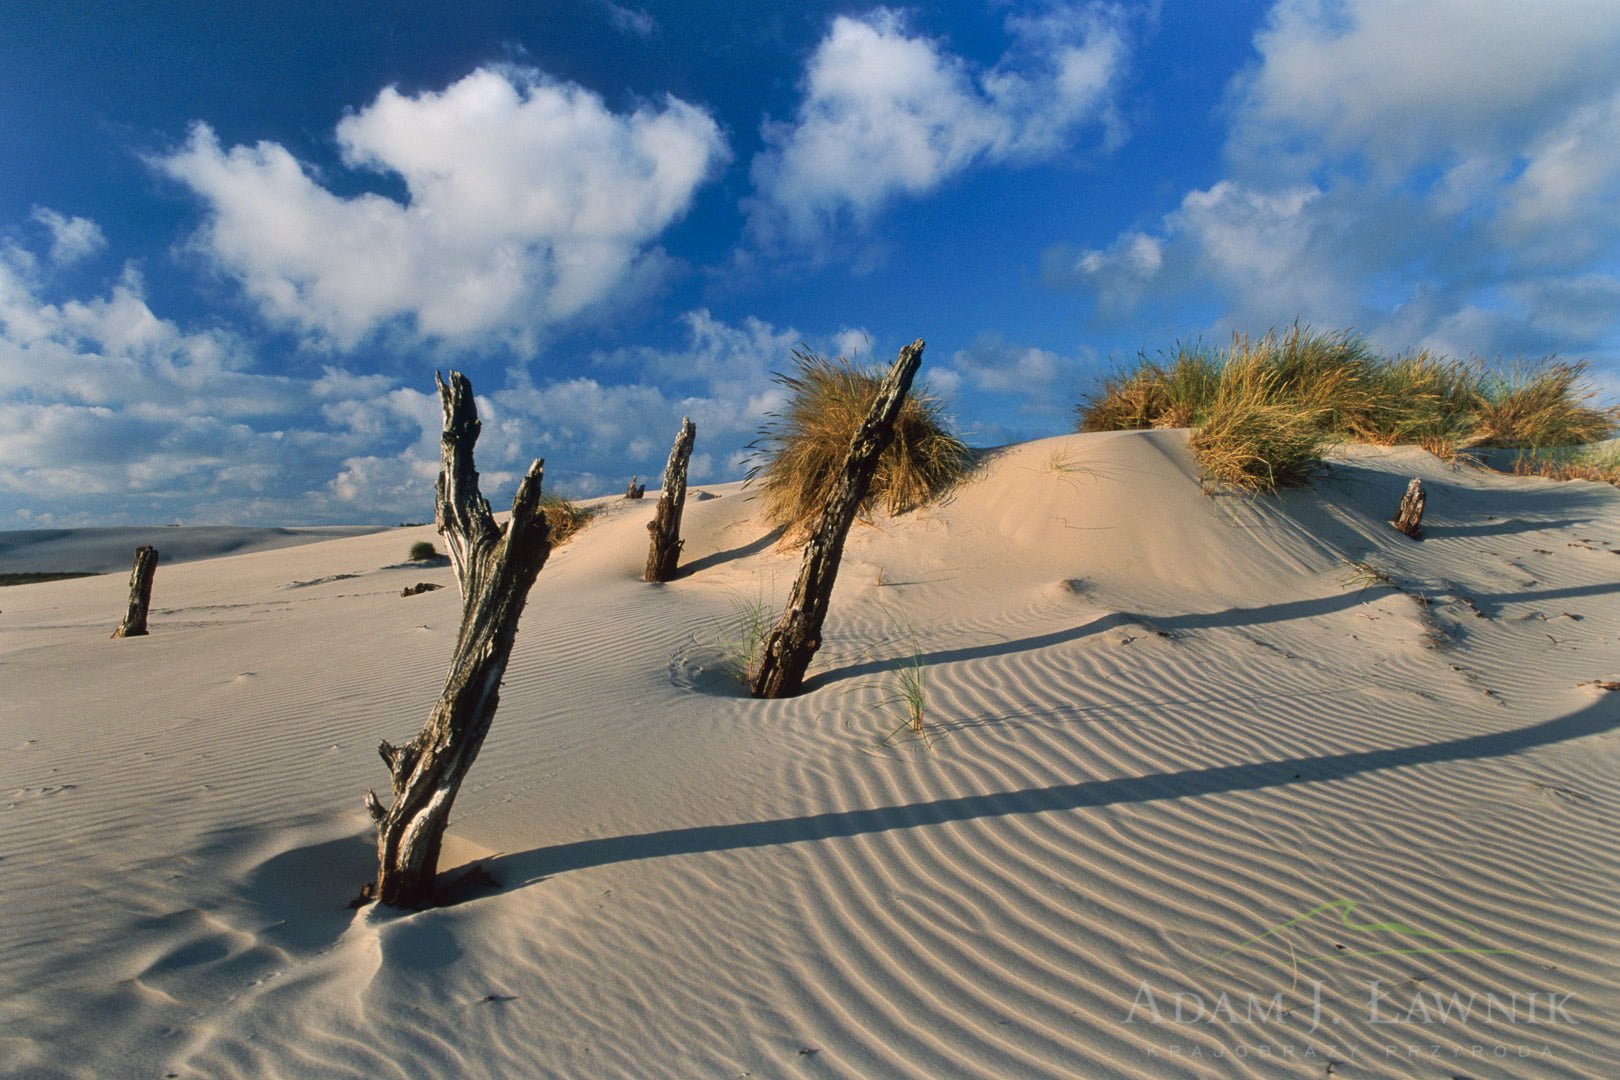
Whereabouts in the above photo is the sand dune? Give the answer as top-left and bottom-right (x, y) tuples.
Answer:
(3, 431), (1617, 1079)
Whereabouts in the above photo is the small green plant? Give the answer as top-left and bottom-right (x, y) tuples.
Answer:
(877, 645), (932, 748)
(408, 540), (440, 562)
(722, 589), (774, 687)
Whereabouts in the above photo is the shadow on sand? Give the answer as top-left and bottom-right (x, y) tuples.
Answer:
(484, 695), (1618, 890)
(679, 525), (787, 577)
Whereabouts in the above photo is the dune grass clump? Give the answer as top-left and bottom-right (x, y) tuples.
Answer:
(1350, 351), (1483, 456)
(1078, 325), (1615, 492)
(1509, 442), (1620, 486)
(538, 494), (595, 545)
(1471, 361), (1615, 449)
(749, 349), (970, 539)
(1077, 347), (1222, 431)
(1189, 347), (1329, 492)
(408, 540), (440, 562)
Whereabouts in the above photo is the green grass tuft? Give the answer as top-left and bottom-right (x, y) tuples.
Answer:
(407, 540), (440, 562)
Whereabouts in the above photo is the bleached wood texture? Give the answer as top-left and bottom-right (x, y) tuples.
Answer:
(366, 371), (553, 908)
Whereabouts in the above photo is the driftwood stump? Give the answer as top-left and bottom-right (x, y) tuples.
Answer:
(625, 476), (646, 499)
(645, 418), (697, 582)
(1393, 477), (1425, 538)
(751, 339), (925, 699)
(111, 546), (158, 638)
(364, 371), (553, 908)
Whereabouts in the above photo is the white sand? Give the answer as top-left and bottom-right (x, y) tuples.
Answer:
(3, 430), (1617, 1079)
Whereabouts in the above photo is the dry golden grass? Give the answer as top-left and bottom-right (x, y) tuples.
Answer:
(1077, 347), (1222, 431)
(1349, 351), (1481, 452)
(1509, 443), (1620, 486)
(1472, 361), (1616, 449)
(749, 350), (969, 540)
(539, 495), (595, 544)
(1189, 349), (1328, 492)
(1079, 326), (1616, 492)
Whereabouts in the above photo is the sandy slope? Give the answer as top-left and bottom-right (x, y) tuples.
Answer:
(2, 430), (1617, 1079)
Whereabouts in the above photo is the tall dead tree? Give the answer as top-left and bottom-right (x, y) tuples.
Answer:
(364, 371), (553, 908)
(751, 339), (925, 699)
(644, 417), (697, 582)
(111, 545), (158, 639)
(1393, 477), (1426, 538)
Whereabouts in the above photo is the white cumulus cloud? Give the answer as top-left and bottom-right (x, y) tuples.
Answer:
(749, 3), (1132, 245)
(30, 207), (107, 266)
(157, 65), (728, 351)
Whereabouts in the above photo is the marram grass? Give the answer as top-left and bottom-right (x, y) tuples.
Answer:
(1078, 326), (1616, 493)
(749, 349), (970, 539)
(539, 494), (595, 545)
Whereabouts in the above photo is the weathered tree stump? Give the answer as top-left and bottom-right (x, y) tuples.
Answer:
(111, 546), (158, 638)
(625, 475), (646, 499)
(1393, 477), (1425, 538)
(750, 339), (925, 699)
(645, 418), (697, 583)
(364, 371), (553, 908)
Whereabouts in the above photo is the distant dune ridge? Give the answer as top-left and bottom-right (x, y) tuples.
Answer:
(2, 430), (1618, 1078)
(0, 525), (391, 575)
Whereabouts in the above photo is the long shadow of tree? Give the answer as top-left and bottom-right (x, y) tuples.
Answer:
(486, 695), (1618, 888)
(808, 580), (1620, 687)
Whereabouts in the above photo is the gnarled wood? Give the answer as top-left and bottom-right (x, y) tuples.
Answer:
(1393, 477), (1426, 538)
(366, 371), (553, 908)
(111, 546), (158, 639)
(625, 476), (646, 499)
(644, 417), (697, 582)
(750, 339), (924, 699)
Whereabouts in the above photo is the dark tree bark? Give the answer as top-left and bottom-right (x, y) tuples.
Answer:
(364, 371), (553, 908)
(1393, 477), (1425, 538)
(625, 476), (646, 499)
(644, 417), (697, 583)
(750, 339), (925, 699)
(111, 546), (158, 639)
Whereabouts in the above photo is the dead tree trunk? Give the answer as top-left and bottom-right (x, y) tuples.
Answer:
(1393, 477), (1425, 538)
(364, 371), (553, 908)
(644, 417), (697, 582)
(111, 546), (158, 638)
(751, 340), (925, 699)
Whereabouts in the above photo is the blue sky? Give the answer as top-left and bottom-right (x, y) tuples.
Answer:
(3, 1), (1619, 526)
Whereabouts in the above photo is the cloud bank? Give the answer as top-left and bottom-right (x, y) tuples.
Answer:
(1052, 0), (1620, 365)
